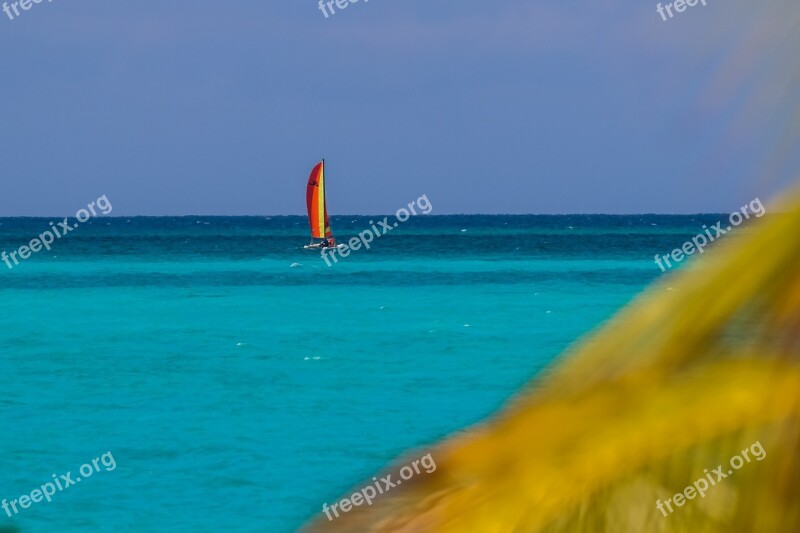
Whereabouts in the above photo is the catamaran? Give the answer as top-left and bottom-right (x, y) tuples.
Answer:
(304, 159), (344, 251)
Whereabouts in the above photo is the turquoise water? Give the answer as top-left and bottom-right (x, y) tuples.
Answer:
(0, 215), (722, 532)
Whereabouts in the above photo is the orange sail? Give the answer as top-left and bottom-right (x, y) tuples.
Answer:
(306, 160), (333, 240)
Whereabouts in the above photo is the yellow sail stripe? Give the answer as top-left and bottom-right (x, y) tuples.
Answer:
(317, 162), (326, 237)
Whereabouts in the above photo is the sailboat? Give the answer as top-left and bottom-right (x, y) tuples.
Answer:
(303, 159), (344, 251)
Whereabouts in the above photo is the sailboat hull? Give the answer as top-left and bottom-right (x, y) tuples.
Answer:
(303, 244), (346, 251)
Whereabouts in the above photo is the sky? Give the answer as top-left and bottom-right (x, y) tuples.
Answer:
(0, 0), (798, 216)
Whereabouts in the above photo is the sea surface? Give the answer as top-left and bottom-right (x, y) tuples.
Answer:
(0, 214), (734, 532)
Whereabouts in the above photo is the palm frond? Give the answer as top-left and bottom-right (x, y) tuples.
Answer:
(305, 186), (800, 532)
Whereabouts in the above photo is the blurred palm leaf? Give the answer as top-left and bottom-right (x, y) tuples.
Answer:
(305, 187), (800, 532)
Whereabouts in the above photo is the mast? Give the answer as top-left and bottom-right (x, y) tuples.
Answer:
(323, 158), (332, 240)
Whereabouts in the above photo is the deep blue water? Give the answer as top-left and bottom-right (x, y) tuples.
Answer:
(0, 214), (733, 532)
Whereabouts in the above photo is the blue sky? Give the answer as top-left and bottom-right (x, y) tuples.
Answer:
(0, 0), (797, 215)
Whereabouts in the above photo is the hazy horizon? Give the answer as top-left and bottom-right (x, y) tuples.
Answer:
(0, 211), (771, 218)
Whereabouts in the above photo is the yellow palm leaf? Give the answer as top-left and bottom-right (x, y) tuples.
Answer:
(305, 187), (800, 533)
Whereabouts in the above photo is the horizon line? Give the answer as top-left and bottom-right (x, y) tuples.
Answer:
(0, 212), (766, 218)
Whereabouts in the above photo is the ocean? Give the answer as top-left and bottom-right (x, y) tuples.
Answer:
(0, 214), (727, 532)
